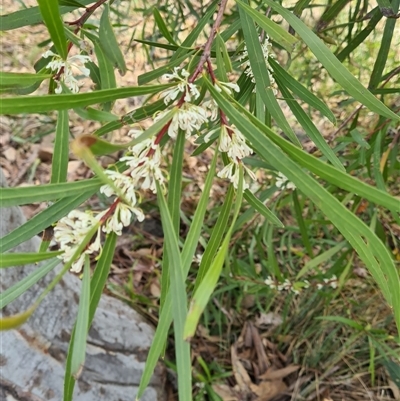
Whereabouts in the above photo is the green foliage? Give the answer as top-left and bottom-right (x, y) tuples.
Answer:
(1, 0), (399, 399)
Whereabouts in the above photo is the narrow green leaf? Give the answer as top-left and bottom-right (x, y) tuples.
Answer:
(193, 186), (235, 292)
(71, 257), (90, 378)
(99, 5), (127, 75)
(58, 0), (84, 7)
(138, 152), (218, 399)
(157, 182), (192, 401)
(37, 0), (68, 59)
(376, 0), (396, 16)
(64, 232), (117, 400)
(350, 129), (371, 149)
(0, 72), (52, 89)
(292, 189), (314, 258)
(296, 241), (348, 279)
(185, 171), (244, 339)
(236, 0), (298, 52)
(0, 252), (62, 268)
(269, 58), (336, 124)
(1, 179), (101, 207)
(1, 84), (174, 114)
(336, 8), (382, 62)
(133, 38), (180, 51)
(316, 0), (350, 31)
(315, 316), (364, 331)
(138, 50), (196, 85)
(0, 190), (96, 253)
(153, 8), (178, 45)
(205, 77), (400, 332)
(94, 39), (116, 111)
(0, 0), (92, 31)
(88, 233), (117, 322)
(262, 0), (399, 122)
(160, 132), (185, 309)
(215, 33), (228, 81)
(239, 5), (302, 147)
(243, 189), (283, 227)
(369, 0), (399, 89)
(276, 77), (344, 171)
(0, 258), (60, 309)
(94, 99), (168, 136)
(51, 109), (70, 184)
(171, 0), (218, 62)
(216, 33), (232, 75)
(218, 87), (399, 212)
(373, 131), (386, 191)
(73, 107), (119, 122)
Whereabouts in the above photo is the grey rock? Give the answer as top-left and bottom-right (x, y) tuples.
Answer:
(0, 168), (166, 401)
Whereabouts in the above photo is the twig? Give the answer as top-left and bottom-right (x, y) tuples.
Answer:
(67, 0), (109, 28)
(188, 0), (230, 83)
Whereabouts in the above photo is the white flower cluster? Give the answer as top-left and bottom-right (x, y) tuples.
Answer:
(54, 210), (102, 273)
(43, 50), (91, 94)
(156, 103), (208, 139)
(54, 129), (166, 272)
(162, 67), (200, 104)
(275, 172), (296, 191)
(265, 275), (338, 295)
(239, 36), (277, 95)
(157, 67), (210, 139)
(120, 129), (165, 193)
(205, 124), (256, 191)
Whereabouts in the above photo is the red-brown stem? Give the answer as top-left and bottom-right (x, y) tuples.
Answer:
(188, 0), (229, 84)
(103, 0), (231, 224)
(206, 58), (217, 84)
(52, 1), (105, 87)
(67, 0), (109, 27)
(99, 198), (121, 224)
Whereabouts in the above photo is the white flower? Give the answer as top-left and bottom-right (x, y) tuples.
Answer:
(122, 142), (165, 194)
(240, 36), (277, 94)
(43, 50), (91, 93)
(161, 67), (200, 104)
(54, 210), (102, 273)
(219, 125), (253, 160)
(264, 276), (277, 289)
(203, 127), (219, 143)
(217, 160), (255, 191)
(277, 278), (292, 291)
(202, 98), (219, 121)
(99, 202), (145, 236)
(193, 253), (203, 264)
(216, 81), (240, 95)
(275, 172), (296, 191)
(100, 170), (138, 205)
(324, 275), (338, 289)
(156, 103), (208, 139)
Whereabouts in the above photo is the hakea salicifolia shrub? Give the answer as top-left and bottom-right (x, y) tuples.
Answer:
(51, 35), (287, 273)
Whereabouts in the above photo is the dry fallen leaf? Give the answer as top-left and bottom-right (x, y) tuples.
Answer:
(3, 147), (17, 162)
(231, 345), (252, 394)
(212, 383), (239, 401)
(260, 365), (300, 381)
(250, 379), (287, 401)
